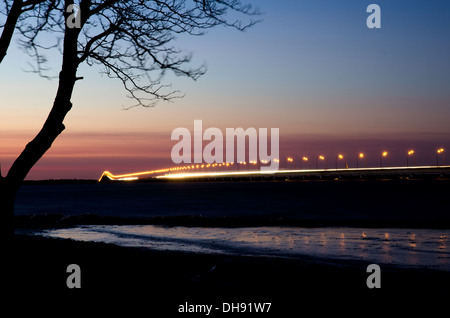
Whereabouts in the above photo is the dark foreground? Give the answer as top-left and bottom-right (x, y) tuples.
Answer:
(7, 234), (450, 315)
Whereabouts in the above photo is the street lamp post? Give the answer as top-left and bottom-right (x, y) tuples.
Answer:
(380, 151), (388, 168)
(437, 148), (445, 166)
(274, 158), (280, 170)
(316, 155), (325, 169)
(357, 153), (367, 169)
(336, 154), (344, 170)
(260, 159), (268, 170)
(407, 150), (415, 167)
(286, 157), (293, 170)
(301, 156), (310, 170)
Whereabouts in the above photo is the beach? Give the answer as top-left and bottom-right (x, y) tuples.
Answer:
(8, 179), (450, 315)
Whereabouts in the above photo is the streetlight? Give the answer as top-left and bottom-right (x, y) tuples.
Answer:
(407, 150), (415, 167)
(301, 156), (310, 170)
(380, 151), (388, 168)
(274, 158), (280, 170)
(437, 148), (445, 166)
(357, 153), (367, 169)
(335, 154), (347, 170)
(286, 157), (294, 170)
(316, 155), (325, 169)
(249, 160), (257, 171)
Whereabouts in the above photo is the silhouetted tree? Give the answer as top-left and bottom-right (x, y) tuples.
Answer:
(0, 0), (259, 238)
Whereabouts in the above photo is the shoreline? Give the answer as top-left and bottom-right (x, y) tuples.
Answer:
(14, 213), (450, 230)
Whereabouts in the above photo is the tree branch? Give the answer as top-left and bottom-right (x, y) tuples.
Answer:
(0, 0), (23, 63)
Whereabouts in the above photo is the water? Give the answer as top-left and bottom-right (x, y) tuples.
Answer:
(17, 181), (450, 270)
(15, 181), (450, 222)
(43, 225), (450, 271)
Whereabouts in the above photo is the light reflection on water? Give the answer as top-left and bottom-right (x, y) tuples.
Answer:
(43, 226), (450, 270)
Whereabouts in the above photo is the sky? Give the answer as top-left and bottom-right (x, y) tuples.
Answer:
(1, 0), (449, 179)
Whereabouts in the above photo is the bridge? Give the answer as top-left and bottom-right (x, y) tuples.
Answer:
(98, 165), (450, 182)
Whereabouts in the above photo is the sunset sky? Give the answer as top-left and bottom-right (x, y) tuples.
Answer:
(1, 0), (449, 179)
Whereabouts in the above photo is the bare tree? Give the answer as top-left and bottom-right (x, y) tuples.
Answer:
(0, 0), (259, 238)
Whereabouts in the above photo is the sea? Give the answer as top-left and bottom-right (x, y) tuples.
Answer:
(15, 181), (450, 271)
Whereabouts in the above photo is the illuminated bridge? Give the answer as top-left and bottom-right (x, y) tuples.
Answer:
(99, 148), (448, 182)
(98, 165), (450, 182)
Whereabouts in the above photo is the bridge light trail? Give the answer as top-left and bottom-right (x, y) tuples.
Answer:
(98, 169), (172, 181)
(98, 148), (448, 181)
(119, 177), (139, 181)
(99, 164), (450, 182)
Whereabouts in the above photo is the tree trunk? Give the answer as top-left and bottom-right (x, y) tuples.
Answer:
(2, 8), (81, 237)
(0, 177), (16, 241)
(0, 176), (16, 294)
